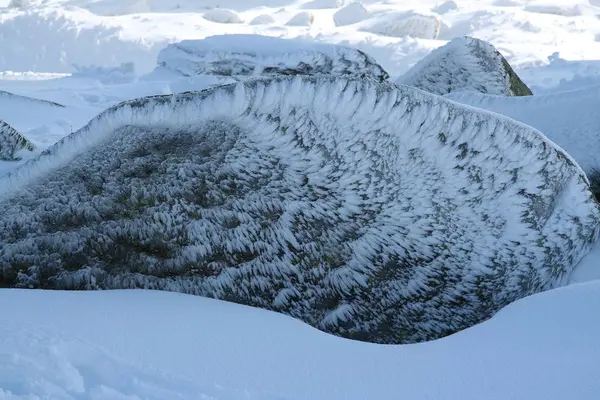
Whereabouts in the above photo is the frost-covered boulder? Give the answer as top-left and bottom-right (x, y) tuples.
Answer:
(398, 36), (532, 96)
(1, 76), (598, 344)
(0, 120), (34, 161)
(333, 2), (369, 26)
(358, 11), (441, 39)
(153, 35), (389, 81)
(285, 12), (314, 26)
(249, 14), (275, 25)
(432, 0), (458, 14)
(202, 9), (243, 24)
(445, 85), (600, 180)
(301, 0), (349, 9)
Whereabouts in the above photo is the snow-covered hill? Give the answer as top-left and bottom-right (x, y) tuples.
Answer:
(445, 85), (600, 177)
(1, 76), (598, 344)
(398, 36), (532, 96)
(3, 283), (600, 400)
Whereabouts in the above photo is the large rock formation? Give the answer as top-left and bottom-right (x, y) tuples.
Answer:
(0, 76), (597, 344)
(152, 34), (389, 81)
(0, 120), (34, 161)
(398, 36), (533, 96)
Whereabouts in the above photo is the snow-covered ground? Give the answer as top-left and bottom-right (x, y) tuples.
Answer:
(1, 0), (600, 398)
(2, 284), (600, 400)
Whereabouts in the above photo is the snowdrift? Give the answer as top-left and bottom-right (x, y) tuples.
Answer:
(3, 283), (600, 400)
(0, 76), (598, 344)
(445, 85), (600, 177)
(358, 11), (441, 39)
(152, 34), (389, 81)
(0, 120), (34, 161)
(398, 36), (532, 96)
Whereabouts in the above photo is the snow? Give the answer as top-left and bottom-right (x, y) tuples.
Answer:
(285, 12), (314, 26)
(0, 76), (598, 345)
(1, 0), (600, 397)
(2, 284), (600, 399)
(445, 85), (600, 175)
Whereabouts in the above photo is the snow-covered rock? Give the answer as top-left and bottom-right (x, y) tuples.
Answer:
(0, 120), (34, 161)
(301, 0), (348, 9)
(432, 1), (458, 14)
(0, 76), (598, 344)
(333, 3), (369, 26)
(445, 85), (600, 180)
(398, 36), (533, 96)
(153, 35), (389, 81)
(249, 14), (276, 25)
(202, 9), (243, 24)
(285, 11), (314, 26)
(358, 11), (441, 39)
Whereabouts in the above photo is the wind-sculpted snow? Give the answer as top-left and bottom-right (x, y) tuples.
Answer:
(154, 35), (389, 81)
(0, 76), (598, 344)
(445, 85), (600, 179)
(0, 120), (34, 161)
(398, 37), (532, 96)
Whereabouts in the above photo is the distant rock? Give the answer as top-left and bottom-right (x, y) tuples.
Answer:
(333, 3), (369, 26)
(152, 34), (389, 81)
(203, 9), (243, 24)
(398, 36), (533, 96)
(359, 11), (441, 39)
(286, 11), (314, 26)
(1, 76), (597, 344)
(0, 120), (34, 161)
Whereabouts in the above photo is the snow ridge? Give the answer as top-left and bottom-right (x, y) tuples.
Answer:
(445, 85), (600, 177)
(154, 35), (389, 81)
(398, 36), (533, 96)
(0, 76), (597, 344)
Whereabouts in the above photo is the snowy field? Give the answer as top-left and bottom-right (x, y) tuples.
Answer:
(2, 0), (600, 398)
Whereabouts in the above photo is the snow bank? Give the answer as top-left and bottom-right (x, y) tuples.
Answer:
(445, 85), (600, 177)
(3, 284), (600, 399)
(152, 34), (389, 81)
(358, 11), (441, 39)
(0, 120), (34, 161)
(285, 12), (314, 26)
(202, 9), (243, 24)
(398, 36), (532, 96)
(0, 76), (598, 344)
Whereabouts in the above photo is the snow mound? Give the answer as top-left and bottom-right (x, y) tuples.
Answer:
(1, 76), (597, 344)
(249, 14), (276, 25)
(152, 35), (389, 81)
(524, 1), (590, 17)
(445, 85), (600, 178)
(3, 282), (600, 400)
(202, 9), (243, 24)
(0, 90), (65, 109)
(0, 120), (34, 161)
(333, 2), (369, 27)
(358, 11), (441, 39)
(398, 36), (533, 96)
(285, 12), (314, 26)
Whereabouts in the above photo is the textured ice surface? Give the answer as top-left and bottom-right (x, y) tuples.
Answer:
(358, 11), (441, 39)
(398, 36), (532, 96)
(154, 34), (388, 81)
(446, 85), (600, 176)
(0, 76), (598, 344)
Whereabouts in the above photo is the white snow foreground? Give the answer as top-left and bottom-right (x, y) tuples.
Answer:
(151, 34), (389, 81)
(2, 285), (600, 400)
(445, 85), (600, 177)
(398, 36), (532, 96)
(0, 76), (598, 344)
(0, 120), (34, 161)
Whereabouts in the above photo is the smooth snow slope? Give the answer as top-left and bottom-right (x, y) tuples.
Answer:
(1, 76), (598, 344)
(2, 285), (600, 400)
(445, 85), (600, 175)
